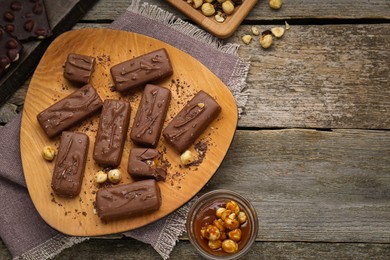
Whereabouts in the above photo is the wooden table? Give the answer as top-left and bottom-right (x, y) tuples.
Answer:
(1, 0), (389, 258)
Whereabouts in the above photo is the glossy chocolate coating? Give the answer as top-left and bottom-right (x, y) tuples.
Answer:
(110, 48), (173, 92)
(37, 84), (103, 138)
(0, 27), (22, 75)
(93, 99), (131, 166)
(128, 148), (167, 181)
(162, 91), (221, 153)
(95, 179), (162, 221)
(51, 131), (89, 198)
(0, 0), (52, 41)
(64, 53), (95, 85)
(130, 84), (171, 147)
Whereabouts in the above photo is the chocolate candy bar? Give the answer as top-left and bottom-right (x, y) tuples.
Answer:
(110, 48), (173, 92)
(130, 84), (171, 147)
(37, 84), (103, 138)
(64, 53), (95, 85)
(93, 99), (131, 166)
(0, 0), (52, 41)
(51, 131), (89, 198)
(163, 90), (221, 153)
(0, 27), (23, 75)
(95, 179), (162, 221)
(128, 148), (167, 181)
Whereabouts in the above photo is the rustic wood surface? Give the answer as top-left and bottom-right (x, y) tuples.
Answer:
(0, 0), (389, 259)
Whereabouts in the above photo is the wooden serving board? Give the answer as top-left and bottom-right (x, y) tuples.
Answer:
(20, 28), (237, 236)
(165, 0), (258, 39)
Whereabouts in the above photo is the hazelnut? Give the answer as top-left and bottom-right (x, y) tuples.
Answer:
(241, 35), (252, 45)
(107, 169), (122, 184)
(237, 211), (247, 224)
(193, 0), (203, 8)
(269, 0), (282, 10)
(228, 228), (242, 241)
(200, 226), (207, 238)
(180, 150), (195, 165)
(271, 27), (285, 38)
(222, 239), (238, 253)
(224, 217), (240, 230)
(216, 207), (226, 218)
(208, 239), (222, 250)
(220, 209), (231, 220)
(260, 31), (273, 49)
(213, 218), (226, 232)
(95, 171), (108, 184)
(222, 1), (235, 15)
(215, 14), (225, 23)
(226, 200), (240, 214)
(42, 146), (56, 161)
(201, 3), (215, 16)
(206, 225), (221, 241)
(251, 26), (260, 36)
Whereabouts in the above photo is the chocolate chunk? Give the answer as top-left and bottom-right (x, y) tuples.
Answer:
(0, 27), (22, 75)
(163, 91), (221, 153)
(51, 131), (89, 198)
(64, 53), (96, 85)
(128, 148), (167, 181)
(95, 179), (162, 221)
(110, 48), (173, 92)
(93, 99), (131, 167)
(0, 0), (52, 41)
(37, 84), (103, 138)
(130, 84), (171, 147)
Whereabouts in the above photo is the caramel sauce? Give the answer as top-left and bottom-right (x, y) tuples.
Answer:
(194, 200), (251, 256)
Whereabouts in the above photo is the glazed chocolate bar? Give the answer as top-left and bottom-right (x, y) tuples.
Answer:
(64, 53), (95, 85)
(93, 99), (131, 166)
(110, 48), (173, 92)
(163, 90), (221, 153)
(37, 84), (103, 138)
(130, 84), (171, 147)
(95, 179), (162, 221)
(0, 27), (23, 75)
(0, 0), (52, 41)
(51, 131), (89, 198)
(128, 148), (167, 181)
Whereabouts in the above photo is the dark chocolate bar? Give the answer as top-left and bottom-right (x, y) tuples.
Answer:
(0, 0), (52, 41)
(162, 90), (221, 153)
(0, 27), (23, 75)
(51, 131), (89, 198)
(110, 48), (173, 92)
(93, 99), (131, 166)
(130, 84), (171, 147)
(128, 148), (167, 181)
(37, 84), (103, 138)
(64, 53), (95, 85)
(95, 179), (162, 221)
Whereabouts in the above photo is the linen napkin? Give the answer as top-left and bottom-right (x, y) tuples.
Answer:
(0, 0), (250, 259)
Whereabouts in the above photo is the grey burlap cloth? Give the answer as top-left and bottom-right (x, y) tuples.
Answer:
(0, 1), (250, 259)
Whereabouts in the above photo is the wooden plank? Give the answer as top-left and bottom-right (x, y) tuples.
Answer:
(0, 0), (98, 106)
(83, 0), (390, 21)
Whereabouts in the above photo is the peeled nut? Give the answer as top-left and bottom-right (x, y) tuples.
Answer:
(269, 0), (282, 9)
(237, 211), (247, 224)
(95, 171), (108, 184)
(271, 27), (285, 38)
(208, 239), (222, 250)
(228, 228), (242, 242)
(216, 207), (226, 218)
(206, 225), (221, 241)
(220, 209), (231, 220)
(222, 1), (235, 15)
(215, 14), (225, 23)
(181, 150), (195, 165)
(42, 146), (56, 161)
(201, 3), (215, 16)
(222, 239), (239, 253)
(213, 218), (226, 232)
(224, 216), (240, 230)
(108, 169), (122, 184)
(241, 35), (252, 45)
(226, 200), (240, 214)
(260, 31), (273, 49)
(251, 26), (260, 36)
(193, 0), (203, 8)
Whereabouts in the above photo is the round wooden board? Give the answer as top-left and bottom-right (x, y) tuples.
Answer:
(20, 28), (238, 236)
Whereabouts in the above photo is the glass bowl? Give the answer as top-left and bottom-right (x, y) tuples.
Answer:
(186, 189), (258, 260)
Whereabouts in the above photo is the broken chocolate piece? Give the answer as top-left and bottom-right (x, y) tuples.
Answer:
(162, 90), (221, 153)
(130, 84), (171, 148)
(0, 0), (52, 41)
(95, 179), (162, 221)
(0, 27), (22, 75)
(63, 53), (95, 85)
(37, 84), (103, 138)
(93, 99), (131, 167)
(110, 48), (173, 92)
(128, 148), (167, 181)
(51, 131), (89, 198)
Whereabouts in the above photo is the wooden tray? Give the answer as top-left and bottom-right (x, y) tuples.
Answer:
(20, 28), (238, 236)
(165, 0), (258, 39)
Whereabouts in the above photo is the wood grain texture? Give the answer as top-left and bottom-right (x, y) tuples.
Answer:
(83, 0), (390, 21)
(20, 28), (237, 236)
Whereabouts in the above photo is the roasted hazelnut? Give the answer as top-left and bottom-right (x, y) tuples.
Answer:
(222, 239), (239, 253)
(181, 150), (195, 165)
(200, 226), (207, 238)
(201, 3), (216, 16)
(220, 209), (231, 220)
(216, 207), (226, 218)
(206, 225), (221, 241)
(42, 146), (56, 161)
(222, 0), (235, 15)
(237, 211), (247, 224)
(213, 218), (226, 232)
(208, 239), (222, 250)
(108, 169), (122, 184)
(260, 30), (273, 49)
(251, 26), (260, 36)
(242, 35), (252, 45)
(271, 27), (285, 38)
(95, 171), (108, 184)
(228, 228), (242, 241)
(224, 217), (240, 230)
(269, 0), (282, 9)
(193, 0), (203, 8)
(226, 200), (240, 214)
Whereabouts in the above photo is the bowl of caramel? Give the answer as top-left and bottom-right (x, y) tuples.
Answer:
(186, 190), (258, 259)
